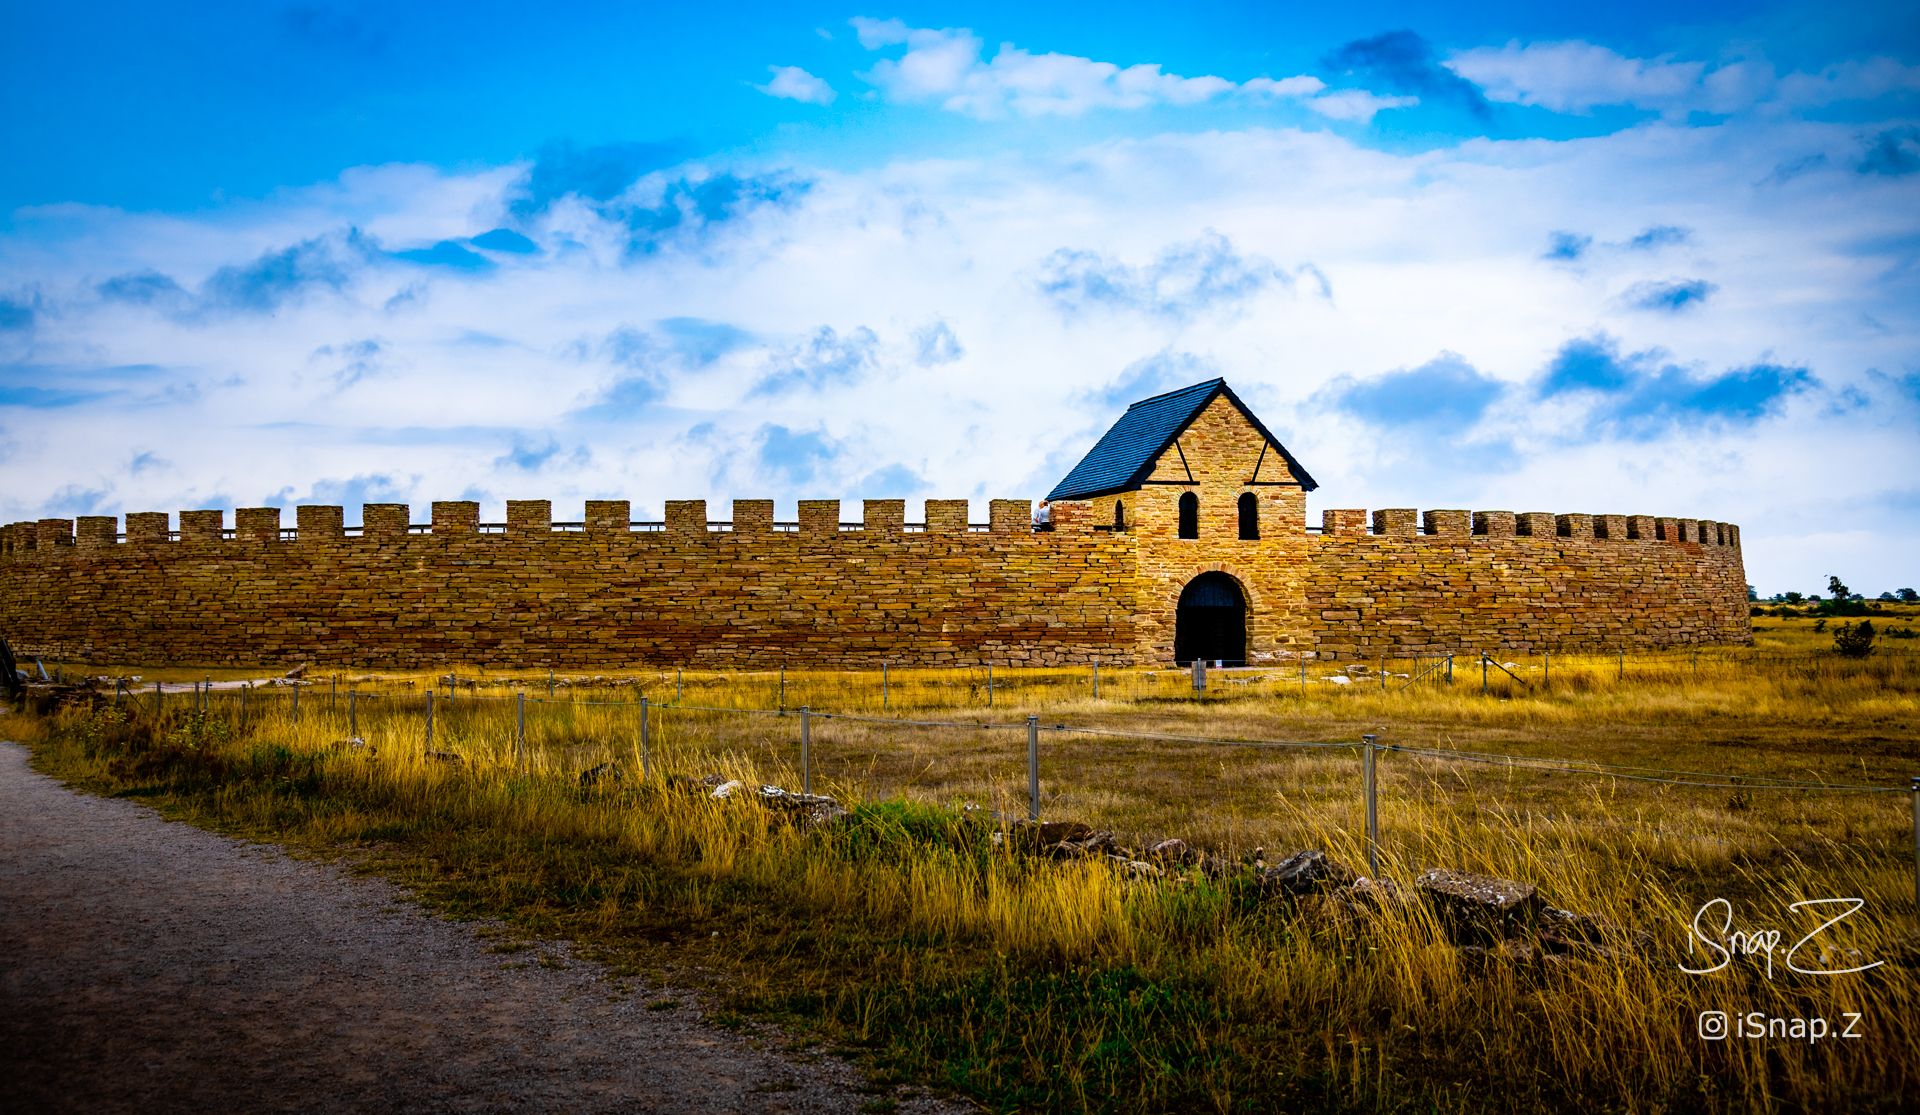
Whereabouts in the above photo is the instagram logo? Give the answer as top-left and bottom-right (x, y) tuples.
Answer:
(1698, 1011), (1729, 1040)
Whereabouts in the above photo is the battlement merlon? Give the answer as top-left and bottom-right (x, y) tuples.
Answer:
(0, 499), (1075, 553)
(1317, 509), (1740, 548)
(0, 501), (1744, 553)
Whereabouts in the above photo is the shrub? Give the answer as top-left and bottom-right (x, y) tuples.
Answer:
(1832, 620), (1876, 658)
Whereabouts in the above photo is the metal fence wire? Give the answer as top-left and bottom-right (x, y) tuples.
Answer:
(103, 664), (1920, 923)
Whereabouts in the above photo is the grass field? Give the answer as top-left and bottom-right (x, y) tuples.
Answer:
(10, 607), (1920, 1112)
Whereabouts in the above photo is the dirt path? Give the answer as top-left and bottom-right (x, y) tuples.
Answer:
(0, 742), (955, 1114)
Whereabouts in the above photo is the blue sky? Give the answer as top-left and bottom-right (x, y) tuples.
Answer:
(2, 1), (1918, 593)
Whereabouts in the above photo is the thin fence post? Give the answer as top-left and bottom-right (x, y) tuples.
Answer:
(988, 662), (994, 708)
(639, 696), (650, 781)
(800, 706), (811, 797)
(241, 683), (248, 721)
(1446, 653), (1453, 684)
(1301, 654), (1307, 692)
(1482, 654), (1489, 697)
(1363, 734), (1380, 877)
(882, 663), (889, 710)
(331, 675), (337, 715)
(779, 667), (786, 714)
(425, 689), (434, 749)
(676, 669), (683, 703)
(1544, 651), (1550, 691)
(114, 678), (123, 708)
(548, 669), (555, 698)
(1027, 714), (1040, 822)
(448, 673), (456, 704)
(154, 680), (162, 715)
(1911, 776), (1919, 922)
(1618, 651), (1625, 681)
(1379, 656), (1386, 692)
(515, 691), (526, 770)
(1093, 658), (1100, 699)
(349, 690), (357, 738)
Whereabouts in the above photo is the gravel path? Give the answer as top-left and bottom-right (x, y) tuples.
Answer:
(0, 742), (957, 1114)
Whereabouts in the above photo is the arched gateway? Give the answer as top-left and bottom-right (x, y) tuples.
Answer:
(1174, 572), (1246, 666)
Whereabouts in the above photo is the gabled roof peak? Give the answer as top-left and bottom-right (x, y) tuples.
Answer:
(1046, 378), (1317, 502)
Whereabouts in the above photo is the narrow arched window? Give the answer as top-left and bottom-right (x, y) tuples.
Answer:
(1238, 492), (1259, 540)
(1113, 500), (1126, 531)
(1178, 492), (1198, 539)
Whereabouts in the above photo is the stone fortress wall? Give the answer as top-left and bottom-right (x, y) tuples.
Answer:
(0, 491), (1750, 669)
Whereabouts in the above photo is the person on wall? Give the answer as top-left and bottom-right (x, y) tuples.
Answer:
(1033, 499), (1052, 531)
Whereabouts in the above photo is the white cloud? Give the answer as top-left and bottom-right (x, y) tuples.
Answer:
(3, 113), (1917, 592)
(757, 65), (836, 106)
(1449, 40), (1920, 118)
(1303, 90), (1418, 123)
(1776, 57), (1920, 107)
(1243, 75), (1326, 99)
(1447, 41), (1705, 114)
(850, 19), (1320, 119)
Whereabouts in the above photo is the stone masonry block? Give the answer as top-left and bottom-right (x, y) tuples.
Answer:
(506, 500), (551, 533)
(926, 499), (969, 533)
(1627, 515), (1656, 540)
(989, 499), (1030, 535)
(1423, 510), (1470, 536)
(36, 518), (73, 547)
(126, 512), (170, 544)
(1323, 509), (1367, 536)
(1556, 513), (1594, 540)
(1697, 519), (1717, 546)
(76, 516), (117, 548)
(798, 500), (840, 534)
(297, 505), (344, 540)
(666, 500), (708, 535)
(585, 500), (630, 533)
(1516, 512), (1556, 538)
(432, 501), (480, 534)
(362, 504), (410, 537)
(1372, 508), (1417, 536)
(179, 510), (223, 542)
(1594, 514), (1627, 540)
(236, 507), (280, 541)
(729, 500), (771, 533)
(864, 499), (905, 535)
(1473, 511), (1516, 537)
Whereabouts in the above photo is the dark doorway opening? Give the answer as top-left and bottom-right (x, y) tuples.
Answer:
(1174, 572), (1246, 665)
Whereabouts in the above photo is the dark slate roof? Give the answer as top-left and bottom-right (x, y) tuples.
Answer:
(1045, 378), (1318, 501)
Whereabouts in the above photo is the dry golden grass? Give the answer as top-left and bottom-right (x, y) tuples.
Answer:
(17, 619), (1920, 1112)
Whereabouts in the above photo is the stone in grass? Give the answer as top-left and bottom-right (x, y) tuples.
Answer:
(709, 780), (747, 799)
(1105, 854), (1162, 878)
(579, 761), (623, 787)
(1260, 850), (1356, 896)
(1416, 868), (1541, 942)
(756, 786), (850, 826)
(1045, 830), (1120, 860)
(1004, 820), (1094, 851)
(1146, 838), (1200, 866)
(426, 750), (462, 765)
